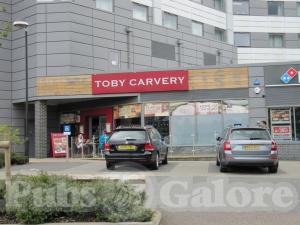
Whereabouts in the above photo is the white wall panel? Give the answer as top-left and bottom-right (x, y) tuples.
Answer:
(233, 16), (300, 33)
(237, 48), (300, 64)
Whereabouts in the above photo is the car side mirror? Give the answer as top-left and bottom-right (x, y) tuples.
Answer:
(216, 137), (222, 142)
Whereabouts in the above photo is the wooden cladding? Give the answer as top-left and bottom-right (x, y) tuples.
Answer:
(189, 67), (249, 90)
(36, 75), (92, 96)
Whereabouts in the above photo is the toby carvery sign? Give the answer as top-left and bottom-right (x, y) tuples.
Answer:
(92, 70), (189, 94)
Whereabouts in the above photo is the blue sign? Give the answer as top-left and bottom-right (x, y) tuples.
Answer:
(63, 125), (71, 135)
(253, 79), (260, 86)
(280, 73), (292, 84)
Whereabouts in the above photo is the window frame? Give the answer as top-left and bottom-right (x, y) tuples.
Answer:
(132, 2), (149, 22)
(191, 20), (204, 37)
(215, 28), (226, 42)
(95, 0), (114, 12)
(269, 33), (285, 48)
(268, 1), (284, 16)
(214, 0), (225, 11)
(233, 0), (249, 15)
(163, 12), (178, 30)
(234, 32), (251, 47)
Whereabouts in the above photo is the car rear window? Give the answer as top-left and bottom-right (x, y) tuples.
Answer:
(230, 129), (271, 140)
(109, 130), (146, 141)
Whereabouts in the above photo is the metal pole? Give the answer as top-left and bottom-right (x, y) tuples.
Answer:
(25, 29), (29, 157)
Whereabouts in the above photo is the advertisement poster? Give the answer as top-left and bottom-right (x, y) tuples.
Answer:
(270, 109), (291, 124)
(145, 103), (169, 117)
(114, 104), (141, 119)
(196, 102), (221, 115)
(50, 133), (68, 157)
(272, 125), (292, 140)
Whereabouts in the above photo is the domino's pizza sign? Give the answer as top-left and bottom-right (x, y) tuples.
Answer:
(280, 67), (298, 84)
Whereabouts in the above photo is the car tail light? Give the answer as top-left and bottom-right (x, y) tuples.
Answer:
(144, 143), (154, 151)
(104, 143), (111, 151)
(271, 141), (277, 151)
(224, 141), (231, 151)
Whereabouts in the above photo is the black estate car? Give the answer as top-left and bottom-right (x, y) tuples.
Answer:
(104, 126), (168, 170)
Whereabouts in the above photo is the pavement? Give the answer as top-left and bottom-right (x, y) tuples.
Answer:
(1, 159), (300, 225)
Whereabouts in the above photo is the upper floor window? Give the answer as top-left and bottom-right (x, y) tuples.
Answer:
(215, 28), (226, 42)
(192, 21), (203, 37)
(233, 0), (249, 15)
(163, 12), (178, 30)
(234, 32), (250, 47)
(268, 1), (284, 16)
(269, 34), (284, 48)
(214, 0), (225, 11)
(298, 35), (300, 48)
(133, 3), (148, 22)
(96, 0), (113, 12)
(297, 3), (300, 16)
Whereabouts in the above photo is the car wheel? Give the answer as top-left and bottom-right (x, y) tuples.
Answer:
(162, 150), (168, 165)
(151, 152), (159, 170)
(106, 162), (115, 170)
(216, 154), (220, 166)
(220, 163), (227, 173)
(269, 165), (278, 173)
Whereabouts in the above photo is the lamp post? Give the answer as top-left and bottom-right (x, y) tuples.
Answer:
(13, 21), (29, 157)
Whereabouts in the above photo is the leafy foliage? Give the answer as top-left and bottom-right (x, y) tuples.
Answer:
(0, 125), (21, 144)
(0, 4), (12, 48)
(5, 173), (153, 224)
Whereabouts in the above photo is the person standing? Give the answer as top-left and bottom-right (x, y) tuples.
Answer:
(99, 131), (109, 157)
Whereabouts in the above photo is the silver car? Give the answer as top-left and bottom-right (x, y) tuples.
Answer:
(216, 127), (279, 173)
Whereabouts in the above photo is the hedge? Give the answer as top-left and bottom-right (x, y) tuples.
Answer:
(3, 173), (153, 224)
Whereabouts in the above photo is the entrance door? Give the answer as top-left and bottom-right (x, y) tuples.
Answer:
(88, 116), (107, 139)
(28, 120), (35, 157)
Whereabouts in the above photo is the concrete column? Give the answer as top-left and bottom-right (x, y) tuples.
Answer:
(225, 0), (234, 45)
(153, 0), (162, 25)
(35, 101), (48, 158)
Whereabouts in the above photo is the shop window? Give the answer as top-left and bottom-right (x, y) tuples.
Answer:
(163, 12), (178, 30)
(133, 3), (148, 22)
(96, 0), (113, 12)
(269, 34), (284, 48)
(268, 1), (284, 16)
(295, 108), (300, 141)
(192, 21), (203, 37)
(234, 32), (250, 47)
(114, 104), (141, 128)
(269, 109), (293, 140)
(144, 103), (170, 139)
(233, 0), (249, 15)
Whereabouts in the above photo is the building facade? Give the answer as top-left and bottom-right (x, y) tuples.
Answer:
(0, 0), (300, 158)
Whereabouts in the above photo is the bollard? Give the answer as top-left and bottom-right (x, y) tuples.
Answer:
(0, 141), (11, 193)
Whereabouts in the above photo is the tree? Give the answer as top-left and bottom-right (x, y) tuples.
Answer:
(0, 4), (12, 48)
(0, 125), (21, 144)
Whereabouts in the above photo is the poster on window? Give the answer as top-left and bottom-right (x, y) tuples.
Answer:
(50, 133), (68, 157)
(114, 104), (141, 119)
(270, 109), (291, 124)
(272, 125), (292, 140)
(145, 103), (169, 117)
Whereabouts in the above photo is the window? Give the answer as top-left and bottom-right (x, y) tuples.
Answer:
(133, 3), (148, 22)
(233, 0), (249, 15)
(234, 32), (250, 47)
(163, 12), (178, 30)
(269, 34), (284, 48)
(96, 0), (113, 12)
(152, 41), (176, 60)
(191, 21), (203, 36)
(297, 3), (300, 16)
(215, 28), (226, 42)
(214, 0), (225, 11)
(298, 35), (300, 48)
(268, 1), (284, 16)
(204, 52), (216, 65)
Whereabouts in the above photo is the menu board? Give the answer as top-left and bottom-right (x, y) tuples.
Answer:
(270, 109), (291, 124)
(272, 125), (292, 140)
(50, 133), (68, 157)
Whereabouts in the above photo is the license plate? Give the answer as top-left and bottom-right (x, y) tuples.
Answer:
(244, 145), (260, 151)
(117, 145), (136, 151)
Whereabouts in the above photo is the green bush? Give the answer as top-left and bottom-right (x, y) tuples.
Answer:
(5, 173), (153, 224)
(0, 152), (28, 168)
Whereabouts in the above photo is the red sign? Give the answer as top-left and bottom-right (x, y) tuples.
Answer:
(50, 133), (68, 158)
(287, 67), (297, 78)
(272, 125), (292, 140)
(92, 70), (189, 94)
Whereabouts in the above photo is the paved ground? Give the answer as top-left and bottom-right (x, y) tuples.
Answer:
(1, 159), (300, 225)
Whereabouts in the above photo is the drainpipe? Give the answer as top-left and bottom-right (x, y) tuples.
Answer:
(126, 26), (132, 70)
(217, 50), (221, 65)
(177, 39), (182, 67)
